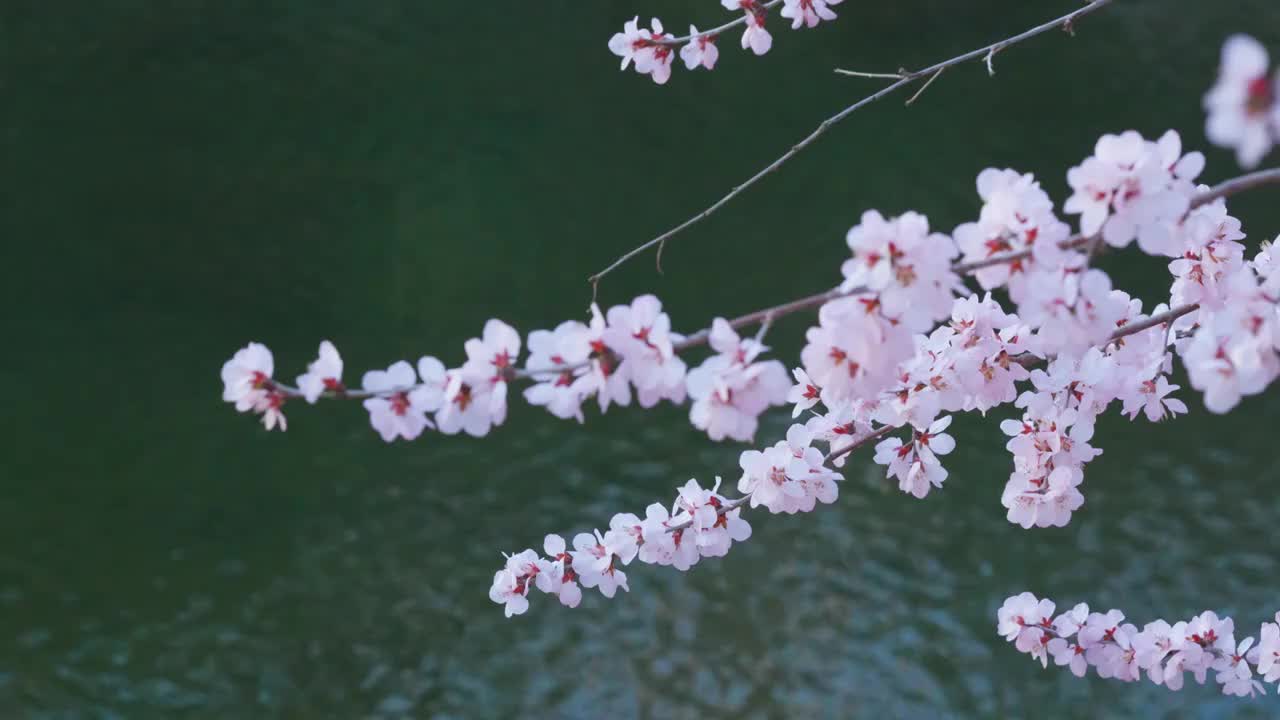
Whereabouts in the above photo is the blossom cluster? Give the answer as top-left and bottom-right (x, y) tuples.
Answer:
(220, 297), (790, 443)
(221, 320), (524, 440)
(487, 123), (1280, 616)
(999, 592), (1280, 697)
(793, 129), (1231, 527)
(1171, 202), (1280, 413)
(607, 0), (843, 85)
(1205, 35), (1280, 169)
(491, 472), (784, 617)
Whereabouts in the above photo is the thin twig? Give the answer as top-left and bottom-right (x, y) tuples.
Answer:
(1192, 166), (1280, 206)
(752, 310), (776, 345)
(905, 66), (945, 106)
(834, 69), (909, 79)
(587, 0), (1115, 288)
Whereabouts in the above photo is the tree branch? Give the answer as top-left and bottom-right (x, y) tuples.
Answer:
(587, 0), (1115, 288)
(274, 166), (1275, 403)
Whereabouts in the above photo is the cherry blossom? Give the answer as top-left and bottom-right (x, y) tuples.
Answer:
(608, 17), (651, 72)
(732, 427), (841, 514)
(1064, 130), (1203, 252)
(721, 1), (773, 56)
(1217, 637), (1265, 697)
(221, 342), (275, 412)
(536, 534), (582, 608)
(488, 568), (530, 618)
(786, 367), (822, 418)
(781, 0), (840, 30)
(221, 342), (289, 431)
(1018, 268), (1128, 357)
(1205, 34), (1280, 169)
(999, 593), (1280, 697)
(607, 17), (674, 85)
(523, 320), (590, 422)
(572, 303), (633, 413)
(295, 340), (344, 404)
(1120, 375), (1188, 421)
(361, 361), (438, 442)
(680, 27), (719, 70)
(841, 209), (960, 332)
(953, 169), (1072, 301)
(634, 19), (675, 85)
(800, 298), (908, 405)
(436, 367), (497, 437)
(737, 442), (808, 512)
(997, 592), (1056, 665)
(1048, 635), (1090, 677)
(872, 416), (953, 499)
(570, 530), (630, 599)
(461, 319), (521, 429)
(686, 318), (789, 441)
(1255, 615), (1280, 683)
(1168, 201), (1248, 307)
(606, 295), (687, 408)
(804, 396), (876, 466)
(259, 393), (287, 431)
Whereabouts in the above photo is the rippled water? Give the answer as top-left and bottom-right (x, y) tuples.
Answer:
(3, 1), (1280, 717)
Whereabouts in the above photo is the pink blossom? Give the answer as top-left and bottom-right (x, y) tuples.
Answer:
(535, 534), (582, 608)
(872, 417), (953, 499)
(1253, 615), (1280, 682)
(1120, 375), (1188, 421)
(488, 568), (530, 618)
(608, 16), (651, 71)
(786, 366), (822, 418)
(435, 366), (496, 437)
(570, 530), (629, 598)
(572, 303), (633, 413)
(781, 0), (841, 29)
(295, 340), (344, 404)
(954, 169), (1073, 302)
(680, 27), (719, 70)
(686, 318), (789, 441)
(841, 210), (960, 332)
(1204, 34), (1279, 168)
(608, 17), (676, 84)
(462, 318), (521, 428)
(1064, 130), (1202, 252)
(361, 361), (438, 442)
(221, 342), (275, 412)
(606, 295), (687, 408)
(997, 592), (1056, 666)
(524, 320), (590, 422)
(1215, 636), (1263, 697)
(1048, 637), (1090, 677)
(720, 0), (773, 56)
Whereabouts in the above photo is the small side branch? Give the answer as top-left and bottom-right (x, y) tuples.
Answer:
(588, 0), (1115, 288)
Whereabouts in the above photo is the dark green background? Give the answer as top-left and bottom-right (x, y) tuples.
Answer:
(3, 1), (1279, 717)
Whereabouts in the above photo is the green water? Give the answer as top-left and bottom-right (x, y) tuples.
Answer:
(3, 1), (1280, 717)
